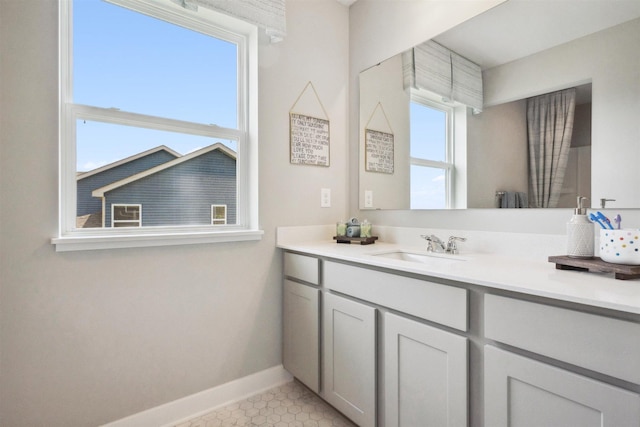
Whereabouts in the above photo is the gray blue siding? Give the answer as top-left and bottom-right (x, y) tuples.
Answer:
(103, 149), (236, 227)
(77, 150), (178, 216)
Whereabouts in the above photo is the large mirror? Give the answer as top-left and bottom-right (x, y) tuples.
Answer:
(359, 0), (640, 210)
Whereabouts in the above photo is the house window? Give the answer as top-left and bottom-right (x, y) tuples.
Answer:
(409, 93), (454, 209)
(211, 205), (227, 225)
(112, 204), (142, 228)
(55, 0), (261, 251)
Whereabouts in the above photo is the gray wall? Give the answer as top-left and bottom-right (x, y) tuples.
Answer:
(358, 53), (410, 209)
(466, 99), (528, 208)
(0, 0), (349, 425)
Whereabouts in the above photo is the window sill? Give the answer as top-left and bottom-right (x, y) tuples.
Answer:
(51, 229), (264, 252)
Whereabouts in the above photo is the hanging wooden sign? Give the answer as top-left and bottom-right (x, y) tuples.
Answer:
(365, 128), (394, 173)
(289, 81), (331, 167)
(289, 113), (330, 166)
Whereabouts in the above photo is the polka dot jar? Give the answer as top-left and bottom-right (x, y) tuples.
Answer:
(600, 229), (640, 265)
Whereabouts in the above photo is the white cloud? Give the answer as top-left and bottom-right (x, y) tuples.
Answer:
(80, 160), (108, 172)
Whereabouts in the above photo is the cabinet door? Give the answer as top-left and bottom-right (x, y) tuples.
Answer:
(485, 345), (640, 427)
(323, 292), (377, 427)
(283, 279), (320, 393)
(384, 313), (468, 427)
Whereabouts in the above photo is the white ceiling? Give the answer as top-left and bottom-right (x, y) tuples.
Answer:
(434, 0), (640, 70)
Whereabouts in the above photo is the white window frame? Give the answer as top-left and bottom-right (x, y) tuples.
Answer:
(410, 91), (455, 209)
(53, 0), (262, 251)
(211, 204), (228, 225)
(112, 204), (142, 228)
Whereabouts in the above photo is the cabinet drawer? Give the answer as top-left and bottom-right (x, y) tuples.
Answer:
(284, 252), (319, 285)
(324, 261), (467, 331)
(485, 294), (640, 383)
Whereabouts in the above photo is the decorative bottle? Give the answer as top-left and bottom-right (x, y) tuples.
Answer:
(567, 196), (594, 258)
(360, 219), (372, 238)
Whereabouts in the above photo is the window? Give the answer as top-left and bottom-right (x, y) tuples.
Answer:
(55, 0), (261, 251)
(112, 204), (142, 227)
(211, 205), (227, 225)
(409, 93), (454, 209)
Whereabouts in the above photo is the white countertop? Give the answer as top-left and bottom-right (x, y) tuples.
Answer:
(277, 232), (640, 315)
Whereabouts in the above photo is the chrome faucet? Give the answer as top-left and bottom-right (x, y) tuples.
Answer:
(421, 234), (467, 254)
(421, 234), (446, 253)
(446, 236), (467, 255)
(600, 198), (616, 209)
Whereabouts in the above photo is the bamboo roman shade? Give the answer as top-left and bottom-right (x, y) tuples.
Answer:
(404, 40), (483, 112)
(451, 51), (483, 112)
(171, 0), (287, 42)
(414, 41), (453, 101)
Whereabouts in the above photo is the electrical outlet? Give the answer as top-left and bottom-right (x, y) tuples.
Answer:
(321, 188), (331, 207)
(364, 190), (373, 208)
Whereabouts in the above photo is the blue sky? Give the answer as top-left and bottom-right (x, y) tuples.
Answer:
(410, 102), (446, 162)
(73, 0), (238, 171)
(409, 101), (447, 208)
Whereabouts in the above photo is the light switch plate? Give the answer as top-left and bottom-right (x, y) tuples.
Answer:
(321, 188), (331, 207)
(364, 190), (373, 208)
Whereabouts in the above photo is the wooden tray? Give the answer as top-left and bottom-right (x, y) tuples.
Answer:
(548, 255), (640, 280)
(333, 236), (378, 245)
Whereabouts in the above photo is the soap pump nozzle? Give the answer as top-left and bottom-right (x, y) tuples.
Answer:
(574, 196), (589, 215)
(567, 196), (594, 258)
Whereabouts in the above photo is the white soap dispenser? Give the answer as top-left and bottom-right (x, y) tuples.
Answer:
(567, 196), (594, 258)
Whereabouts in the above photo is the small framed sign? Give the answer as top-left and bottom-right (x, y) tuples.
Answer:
(290, 113), (330, 167)
(365, 129), (394, 174)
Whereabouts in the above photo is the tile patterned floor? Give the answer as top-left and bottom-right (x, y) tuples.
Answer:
(174, 380), (357, 427)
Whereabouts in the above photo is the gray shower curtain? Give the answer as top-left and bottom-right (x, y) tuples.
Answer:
(527, 88), (576, 208)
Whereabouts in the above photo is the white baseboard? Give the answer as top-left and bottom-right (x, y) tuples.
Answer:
(101, 365), (293, 427)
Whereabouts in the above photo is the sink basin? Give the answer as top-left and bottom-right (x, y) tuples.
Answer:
(371, 250), (468, 263)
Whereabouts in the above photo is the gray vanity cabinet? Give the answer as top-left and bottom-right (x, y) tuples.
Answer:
(323, 260), (469, 427)
(282, 249), (640, 427)
(484, 294), (640, 426)
(485, 346), (640, 427)
(322, 292), (377, 427)
(384, 312), (468, 427)
(282, 253), (320, 393)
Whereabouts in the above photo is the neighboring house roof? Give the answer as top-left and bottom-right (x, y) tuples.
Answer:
(76, 212), (103, 228)
(77, 145), (182, 181)
(92, 143), (237, 197)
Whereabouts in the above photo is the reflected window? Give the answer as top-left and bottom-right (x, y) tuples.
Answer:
(409, 94), (454, 209)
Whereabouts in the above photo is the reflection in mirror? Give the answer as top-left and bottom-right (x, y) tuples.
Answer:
(358, 1), (640, 210)
(467, 84), (592, 209)
(409, 94), (452, 209)
(359, 51), (469, 210)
